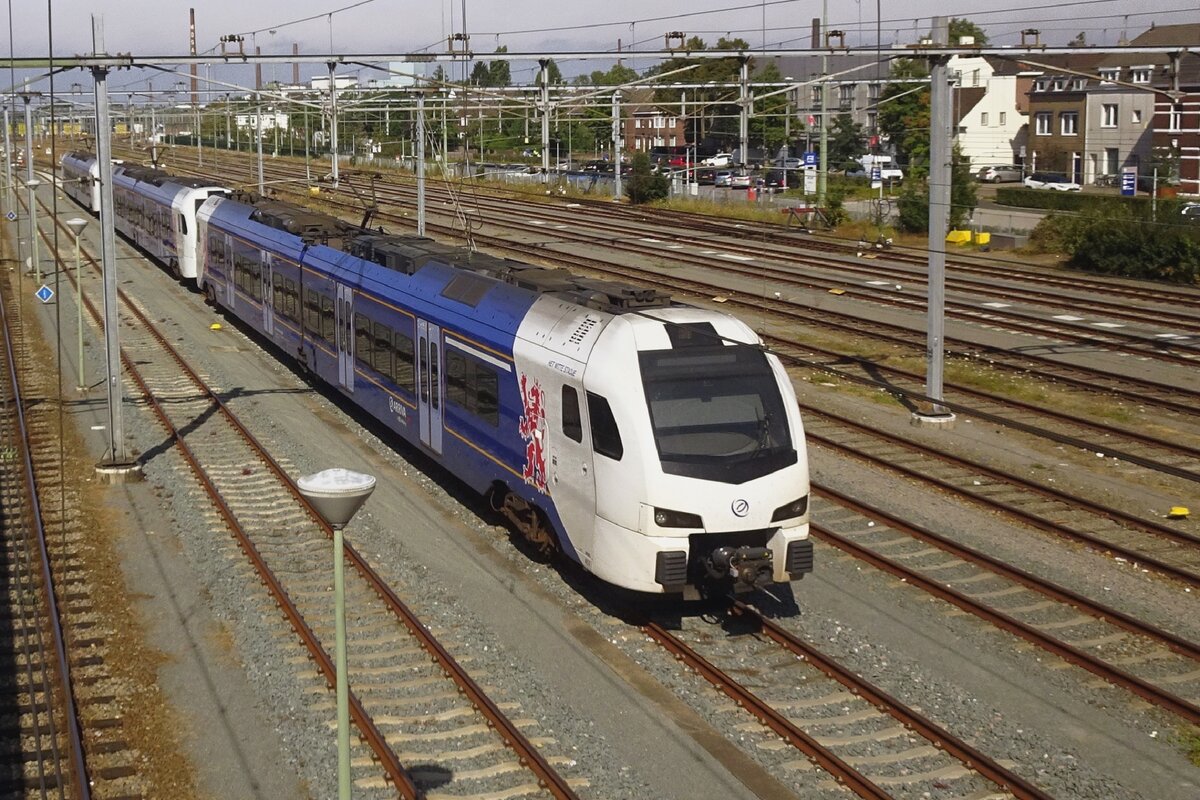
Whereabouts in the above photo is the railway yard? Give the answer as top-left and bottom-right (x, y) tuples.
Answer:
(3, 144), (1199, 799)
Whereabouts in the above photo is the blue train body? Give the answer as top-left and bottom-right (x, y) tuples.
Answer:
(62, 150), (813, 595)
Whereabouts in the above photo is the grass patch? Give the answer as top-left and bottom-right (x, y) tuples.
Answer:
(1178, 726), (1200, 766)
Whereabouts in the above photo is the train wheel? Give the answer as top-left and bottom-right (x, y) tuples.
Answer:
(496, 489), (559, 558)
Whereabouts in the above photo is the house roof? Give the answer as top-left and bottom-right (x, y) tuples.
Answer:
(1129, 22), (1200, 47)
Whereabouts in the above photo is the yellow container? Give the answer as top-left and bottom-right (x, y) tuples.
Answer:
(945, 229), (971, 244)
(973, 231), (991, 245)
(309, 186), (320, 196)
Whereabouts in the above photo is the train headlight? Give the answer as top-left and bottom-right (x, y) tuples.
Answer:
(771, 495), (809, 523)
(654, 507), (703, 528)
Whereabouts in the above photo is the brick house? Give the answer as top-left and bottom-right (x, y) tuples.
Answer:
(1129, 23), (1200, 196)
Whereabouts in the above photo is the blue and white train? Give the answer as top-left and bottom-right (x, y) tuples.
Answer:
(61, 151), (813, 596)
(61, 150), (229, 281)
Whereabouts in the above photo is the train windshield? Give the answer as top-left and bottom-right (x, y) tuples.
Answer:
(639, 344), (796, 484)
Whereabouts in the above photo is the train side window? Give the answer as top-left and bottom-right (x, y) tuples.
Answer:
(445, 351), (468, 410)
(476, 368), (498, 426)
(561, 386), (583, 442)
(419, 338), (429, 403)
(430, 348), (440, 411)
(372, 322), (393, 376)
(178, 213), (188, 236)
(320, 295), (335, 341)
(303, 288), (321, 335)
(354, 314), (372, 366)
(284, 279), (298, 321)
(586, 392), (623, 461)
(393, 331), (415, 394)
(273, 272), (283, 310)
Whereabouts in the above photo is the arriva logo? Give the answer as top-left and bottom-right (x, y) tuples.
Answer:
(731, 499), (750, 517)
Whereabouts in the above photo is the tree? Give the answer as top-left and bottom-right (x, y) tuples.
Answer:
(488, 47), (511, 87)
(624, 151), (668, 204)
(948, 18), (988, 46)
(878, 80), (930, 170)
(895, 144), (977, 233)
(1068, 32), (1088, 47)
(544, 59), (564, 85)
(828, 114), (865, 169)
(581, 64), (639, 86)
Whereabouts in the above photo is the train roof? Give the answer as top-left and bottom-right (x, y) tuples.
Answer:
(207, 193), (674, 316)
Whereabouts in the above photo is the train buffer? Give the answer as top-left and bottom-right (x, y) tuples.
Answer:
(781, 205), (831, 231)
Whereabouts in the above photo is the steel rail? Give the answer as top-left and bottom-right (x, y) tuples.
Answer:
(729, 599), (1055, 800)
(639, 621), (893, 800)
(0, 273), (91, 799)
(41, 197), (579, 800)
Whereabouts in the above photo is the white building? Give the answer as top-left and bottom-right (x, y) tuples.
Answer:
(309, 74), (359, 92)
(951, 55), (1034, 168)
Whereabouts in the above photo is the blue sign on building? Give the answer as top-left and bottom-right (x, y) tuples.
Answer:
(1120, 170), (1137, 196)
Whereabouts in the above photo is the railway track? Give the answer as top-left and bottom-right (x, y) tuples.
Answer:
(801, 403), (1200, 586)
(35, 193), (584, 799)
(810, 487), (1200, 725)
(0, 269), (129, 798)
(628, 598), (1051, 799)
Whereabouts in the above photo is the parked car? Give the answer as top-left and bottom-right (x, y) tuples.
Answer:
(704, 152), (733, 167)
(976, 164), (1023, 183)
(713, 170), (734, 187)
(1024, 172), (1081, 191)
(695, 168), (716, 185)
(1181, 202), (1200, 220)
(729, 173), (753, 189)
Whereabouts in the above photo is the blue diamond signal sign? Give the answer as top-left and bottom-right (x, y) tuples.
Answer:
(5, 211), (15, 222)
(36, 285), (53, 303)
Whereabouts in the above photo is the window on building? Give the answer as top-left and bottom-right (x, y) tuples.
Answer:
(868, 83), (880, 101)
(1034, 78), (1048, 92)
(1061, 111), (1078, 135)
(1101, 104), (1118, 127)
(1131, 67), (1150, 84)
(1169, 104), (1182, 130)
(1035, 111), (1052, 135)
(1132, 109), (1142, 124)
(867, 111), (877, 132)
(1052, 78), (1066, 91)
(972, 69), (980, 87)
(980, 112), (989, 126)
(1105, 148), (1119, 174)
(1072, 78), (1087, 90)
(1099, 68), (1119, 84)
(999, 111), (1007, 125)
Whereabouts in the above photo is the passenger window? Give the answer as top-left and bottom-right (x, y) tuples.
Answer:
(430, 348), (439, 410)
(562, 386), (583, 442)
(354, 314), (372, 365)
(586, 392), (622, 460)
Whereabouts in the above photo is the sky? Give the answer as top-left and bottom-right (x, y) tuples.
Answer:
(2, 0), (1197, 94)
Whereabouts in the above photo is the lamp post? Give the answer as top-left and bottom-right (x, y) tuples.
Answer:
(25, 178), (40, 282)
(296, 468), (376, 800)
(66, 217), (89, 391)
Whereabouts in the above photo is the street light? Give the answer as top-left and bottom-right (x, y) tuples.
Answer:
(66, 217), (89, 392)
(296, 468), (376, 800)
(25, 178), (41, 283)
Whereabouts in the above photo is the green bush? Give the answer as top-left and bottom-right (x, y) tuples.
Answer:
(1030, 199), (1200, 283)
(624, 152), (669, 204)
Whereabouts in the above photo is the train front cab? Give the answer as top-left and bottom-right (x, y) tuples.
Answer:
(517, 304), (812, 596)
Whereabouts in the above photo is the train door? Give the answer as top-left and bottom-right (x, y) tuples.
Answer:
(416, 319), (443, 454)
(261, 252), (274, 336)
(224, 238), (235, 310)
(336, 283), (354, 391)
(547, 366), (597, 560)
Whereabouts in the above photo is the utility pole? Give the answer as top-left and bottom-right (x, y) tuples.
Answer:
(818, 4), (829, 207)
(918, 16), (955, 425)
(327, 62), (339, 186)
(539, 60), (550, 182)
(256, 95), (264, 193)
(738, 58), (750, 168)
(21, 94), (38, 281)
(416, 92), (426, 236)
(91, 15), (138, 476)
(612, 91), (622, 200)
